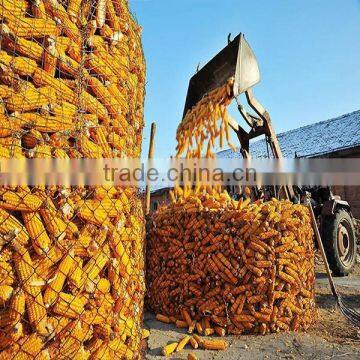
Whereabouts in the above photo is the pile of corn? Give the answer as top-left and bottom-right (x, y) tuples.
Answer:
(0, 1), (146, 359)
(176, 78), (235, 158)
(147, 189), (317, 335)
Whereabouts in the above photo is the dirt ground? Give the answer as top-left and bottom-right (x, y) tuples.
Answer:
(144, 261), (360, 359)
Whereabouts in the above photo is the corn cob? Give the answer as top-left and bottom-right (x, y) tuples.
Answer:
(12, 239), (48, 335)
(43, 0), (81, 44)
(31, 0), (48, 19)
(52, 292), (87, 318)
(0, 284), (13, 304)
(0, 0), (28, 18)
(67, 0), (82, 22)
(0, 208), (29, 245)
(39, 200), (68, 240)
(8, 288), (25, 324)
(13, 113), (75, 133)
(6, 17), (59, 38)
(90, 126), (112, 158)
(44, 250), (75, 307)
(0, 323), (23, 350)
(43, 39), (59, 77)
(16, 334), (44, 358)
(0, 190), (43, 212)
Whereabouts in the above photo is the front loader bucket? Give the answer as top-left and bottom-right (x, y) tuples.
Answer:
(182, 33), (260, 118)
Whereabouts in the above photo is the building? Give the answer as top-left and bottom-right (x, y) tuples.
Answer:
(217, 109), (360, 216)
(149, 187), (172, 212)
(151, 110), (360, 216)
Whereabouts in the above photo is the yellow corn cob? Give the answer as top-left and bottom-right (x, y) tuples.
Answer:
(92, 44), (129, 82)
(105, 82), (129, 112)
(0, 190), (43, 212)
(17, 333), (44, 358)
(0, 208), (29, 245)
(67, 0), (82, 22)
(91, 126), (112, 158)
(49, 102), (77, 118)
(13, 113), (75, 133)
(44, 250), (75, 307)
(58, 51), (89, 78)
(0, 84), (14, 99)
(23, 212), (51, 256)
(53, 148), (70, 159)
(33, 243), (64, 280)
(10, 56), (38, 77)
(90, 342), (111, 360)
(0, 144), (11, 158)
(77, 203), (111, 226)
(110, 233), (132, 276)
(0, 260), (15, 286)
(12, 239), (48, 335)
(93, 186), (118, 200)
(43, 39), (59, 77)
(0, 0), (28, 18)
(68, 257), (83, 289)
(73, 347), (90, 360)
(85, 53), (118, 83)
(8, 288), (25, 324)
(6, 16), (59, 38)
(95, 278), (111, 294)
(108, 338), (134, 359)
(31, 0), (48, 19)
(32, 143), (53, 158)
(52, 292), (87, 318)
(106, 0), (121, 30)
(43, 0), (81, 44)
(0, 51), (12, 66)
(46, 316), (71, 339)
(33, 68), (77, 104)
(77, 134), (104, 158)
(4, 36), (44, 62)
(79, 91), (109, 121)
(0, 114), (21, 138)
(108, 131), (126, 151)
(0, 323), (23, 351)
(162, 342), (178, 356)
(87, 77), (122, 119)
(81, 249), (109, 287)
(0, 284), (13, 304)
(6, 86), (56, 112)
(39, 201), (68, 240)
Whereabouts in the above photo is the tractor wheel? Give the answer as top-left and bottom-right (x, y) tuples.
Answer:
(323, 209), (356, 276)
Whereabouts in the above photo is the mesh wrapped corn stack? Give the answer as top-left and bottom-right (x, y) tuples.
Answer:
(0, 0), (146, 358)
(147, 191), (317, 335)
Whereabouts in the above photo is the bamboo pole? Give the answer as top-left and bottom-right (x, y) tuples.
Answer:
(145, 123), (156, 215)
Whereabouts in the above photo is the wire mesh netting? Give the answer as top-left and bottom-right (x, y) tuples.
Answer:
(0, 0), (146, 359)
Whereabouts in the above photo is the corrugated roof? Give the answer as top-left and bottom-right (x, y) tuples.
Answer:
(217, 110), (360, 159)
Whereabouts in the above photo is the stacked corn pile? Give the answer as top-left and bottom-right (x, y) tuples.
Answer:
(0, 1), (146, 359)
(147, 187), (317, 335)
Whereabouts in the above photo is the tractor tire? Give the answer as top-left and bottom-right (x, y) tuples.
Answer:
(322, 209), (356, 276)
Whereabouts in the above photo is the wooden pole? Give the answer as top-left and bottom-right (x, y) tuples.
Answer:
(145, 123), (156, 215)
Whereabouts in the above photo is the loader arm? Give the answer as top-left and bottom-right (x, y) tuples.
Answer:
(182, 32), (295, 200)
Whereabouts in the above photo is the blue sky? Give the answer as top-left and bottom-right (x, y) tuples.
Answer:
(130, 0), (360, 157)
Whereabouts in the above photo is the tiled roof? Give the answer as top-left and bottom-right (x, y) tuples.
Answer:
(217, 110), (360, 159)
